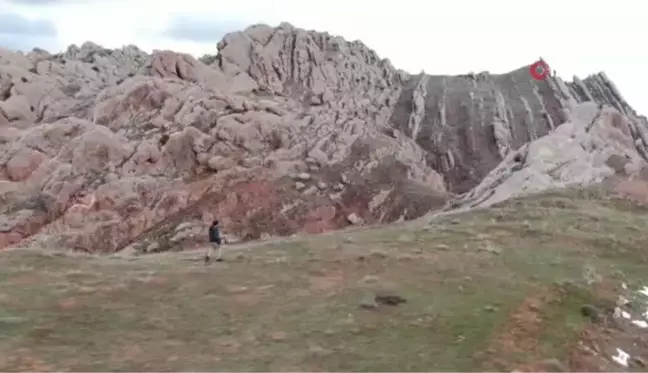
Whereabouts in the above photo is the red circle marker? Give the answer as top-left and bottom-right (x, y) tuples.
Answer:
(529, 60), (550, 80)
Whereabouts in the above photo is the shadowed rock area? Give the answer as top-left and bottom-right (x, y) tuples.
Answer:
(1, 22), (647, 253)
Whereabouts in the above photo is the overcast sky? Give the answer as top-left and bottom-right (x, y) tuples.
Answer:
(0, 0), (646, 115)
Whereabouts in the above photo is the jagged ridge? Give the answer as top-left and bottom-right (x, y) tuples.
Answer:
(0, 22), (646, 253)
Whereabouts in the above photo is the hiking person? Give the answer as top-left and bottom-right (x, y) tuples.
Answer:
(205, 220), (223, 265)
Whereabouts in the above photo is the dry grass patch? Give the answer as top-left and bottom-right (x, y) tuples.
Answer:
(1, 187), (648, 371)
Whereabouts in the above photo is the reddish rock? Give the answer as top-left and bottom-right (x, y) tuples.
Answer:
(0, 24), (646, 253)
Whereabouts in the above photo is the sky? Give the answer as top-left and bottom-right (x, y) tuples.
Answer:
(0, 0), (646, 115)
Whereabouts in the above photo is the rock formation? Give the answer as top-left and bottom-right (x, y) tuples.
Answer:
(451, 102), (647, 210)
(390, 68), (648, 195)
(0, 22), (646, 253)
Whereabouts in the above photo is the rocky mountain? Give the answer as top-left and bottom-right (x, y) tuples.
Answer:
(1, 22), (646, 253)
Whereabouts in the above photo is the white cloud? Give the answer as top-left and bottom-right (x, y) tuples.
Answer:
(1, 0), (647, 115)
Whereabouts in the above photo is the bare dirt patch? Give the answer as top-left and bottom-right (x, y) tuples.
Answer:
(481, 286), (560, 371)
(308, 268), (346, 294)
(481, 279), (648, 372)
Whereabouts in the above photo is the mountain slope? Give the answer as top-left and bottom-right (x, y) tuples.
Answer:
(1, 188), (648, 371)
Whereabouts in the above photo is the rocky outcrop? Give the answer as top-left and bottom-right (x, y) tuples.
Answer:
(0, 23), (445, 253)
(389, 67), (648, 194)
(0, 22), (646, 253)
(450, 102), (647, 209)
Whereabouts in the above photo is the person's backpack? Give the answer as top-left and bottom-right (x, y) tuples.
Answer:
(209, 226), (221, 242)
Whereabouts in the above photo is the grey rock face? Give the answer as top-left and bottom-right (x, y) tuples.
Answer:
(451, 102), (646, 210)
(389, 67), (648, 194)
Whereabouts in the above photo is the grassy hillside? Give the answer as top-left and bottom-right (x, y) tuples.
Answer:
(1, 187), (648, 371)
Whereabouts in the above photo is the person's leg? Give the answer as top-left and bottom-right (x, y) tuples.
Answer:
(204, 243), (214, 265)
(215, 242), (223, 261)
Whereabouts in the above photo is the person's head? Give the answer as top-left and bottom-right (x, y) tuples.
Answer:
(212, 220), (219, 226)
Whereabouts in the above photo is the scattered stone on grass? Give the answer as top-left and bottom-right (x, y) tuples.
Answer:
(375, 293), (407, 306)
(581, 304), (603, 322)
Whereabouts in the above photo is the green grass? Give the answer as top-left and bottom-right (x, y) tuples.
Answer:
(1, 187), (648, 371)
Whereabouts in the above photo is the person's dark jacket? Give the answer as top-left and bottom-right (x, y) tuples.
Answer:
(209, 225), (222, 244)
